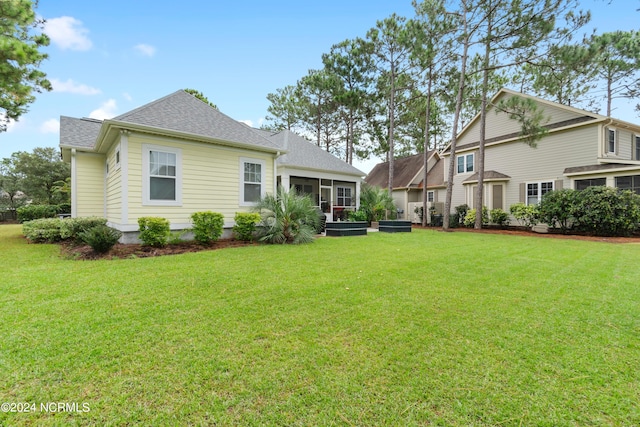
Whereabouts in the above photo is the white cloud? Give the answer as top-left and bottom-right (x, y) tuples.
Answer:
(89, 99), (117, 120)
(239, 119), (253, 127)
(51, 78), (100, 95)
(122, 92), (132, 102)
(40, 119), (60, 134)
(134, 43), (156, 57)
(5, 118), (21, 133)
(44, 16), (92, 51)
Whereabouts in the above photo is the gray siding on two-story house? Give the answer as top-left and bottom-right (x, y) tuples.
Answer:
(441, 89), (640, 219)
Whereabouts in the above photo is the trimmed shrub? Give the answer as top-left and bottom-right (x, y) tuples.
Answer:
(233, 212), (261, 241)
(348, 209), (369, 222)
(510, 203), (539, 228)
(191, 211), (224, 245)
(22, 218), (64, 243)
(17, 205), (58, 223)
(490, 208), (510, 227)
(78, 225), (122, 253)
(463, 206), (489, 227)
(572, 186), (640, 236)
(138, 217), (171, 247)
(60, 217), (108, 241)
(538, 189), (577, 232)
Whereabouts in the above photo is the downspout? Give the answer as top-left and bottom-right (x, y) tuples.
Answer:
(274, 151), (280, 194)
(601, 118), (614, 159)
(71, 149), (77, 218)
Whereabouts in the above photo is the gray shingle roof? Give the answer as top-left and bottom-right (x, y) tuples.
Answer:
(59, 116), (103, 149)
(254, 129), (365, 176)
(113, 90), (279, 151)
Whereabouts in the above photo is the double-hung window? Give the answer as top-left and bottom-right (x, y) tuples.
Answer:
(607, 129), (616, 153)
(240, 158), (265, 205)
(635, 135), (640, 160)
(143, 145), (182, 206)
(337, 186), (352, 206)
(527, 181), (553, 205)
(457, 153), (474, 174)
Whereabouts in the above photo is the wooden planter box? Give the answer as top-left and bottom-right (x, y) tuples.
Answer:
(325, 221), (368, 237)
(379, 220), (412, 233)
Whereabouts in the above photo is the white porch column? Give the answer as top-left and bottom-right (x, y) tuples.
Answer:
(355, 180), (361, 210)
(281, 174), (290, 192)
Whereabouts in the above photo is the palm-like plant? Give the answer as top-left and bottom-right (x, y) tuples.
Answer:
(254, 186), (320, 244)
(359, 183), (397, 223)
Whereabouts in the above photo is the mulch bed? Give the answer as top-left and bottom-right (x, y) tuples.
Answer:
(414, 225), (640, 244)
(60, 226), (640, 260)
(61, 239), (258, 260)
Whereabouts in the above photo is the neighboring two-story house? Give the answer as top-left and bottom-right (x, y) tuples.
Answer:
(367, 88), (640, 224)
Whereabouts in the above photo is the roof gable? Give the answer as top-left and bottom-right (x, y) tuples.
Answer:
(365, 152), (438, 189)
(444, 88), (606, 154)
(111, 90), (279, 150)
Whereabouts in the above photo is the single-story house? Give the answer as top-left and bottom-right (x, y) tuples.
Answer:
(60, 90), (364, 242)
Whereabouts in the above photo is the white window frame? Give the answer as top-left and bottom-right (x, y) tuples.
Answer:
(457, 153), (474, 174)
(526, 181), (553, 205)
(336, 186), (353, 207)
(427, 191), (434, 203)
(142, 144), (182, 206)
(607, 128), (616, 153)
(239, 157), (266, 206)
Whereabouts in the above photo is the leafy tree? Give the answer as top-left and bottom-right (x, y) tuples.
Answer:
(588, 30), (640, 116)
(3, 147), (70, 204)
(0, 157), (27, 217)
(0, 0), (52, 132)
(411, 0), (455, 225)
(184, 88), (217, 109)
(366, 13), (414, 196)
(264, 85), (304, 131)
(322, 38), (376, 164)
(443, 0), (474, 231)
(297, 69), (342, 155)
(521, 42), (597, 109)
(254, 186), (319, 244)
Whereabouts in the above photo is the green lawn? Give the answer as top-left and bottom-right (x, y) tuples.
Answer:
(1, 224), (639, 426)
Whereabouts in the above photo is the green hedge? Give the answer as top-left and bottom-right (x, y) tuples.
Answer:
(138, 217), (171, 247)
(22, 217), (109, 243)
(233, 212), (260, 241)
(17, 205), (59, 223)
(191, 211), (224, 245)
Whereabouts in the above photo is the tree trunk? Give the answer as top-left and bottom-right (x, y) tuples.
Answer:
(422, 65), (433, 227)
(443, 0), (470, 231)
(475, 6), (492, 229)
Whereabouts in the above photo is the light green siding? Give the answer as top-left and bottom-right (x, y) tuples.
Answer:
(75, 152), (105, 217)
(121, 133), (275, 227)
(105, 144), (121, 224)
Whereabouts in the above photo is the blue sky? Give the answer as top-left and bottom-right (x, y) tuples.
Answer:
(1, 0), (638, 173)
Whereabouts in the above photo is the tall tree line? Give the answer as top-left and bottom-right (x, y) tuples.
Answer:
(263, 0), (640, 227)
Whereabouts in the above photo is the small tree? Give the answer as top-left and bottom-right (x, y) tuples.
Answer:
(254, 186), (319, 244)
(358, 183), (396, 224)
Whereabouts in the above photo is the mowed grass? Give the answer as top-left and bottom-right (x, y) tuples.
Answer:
(1, 224), (639, 426)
